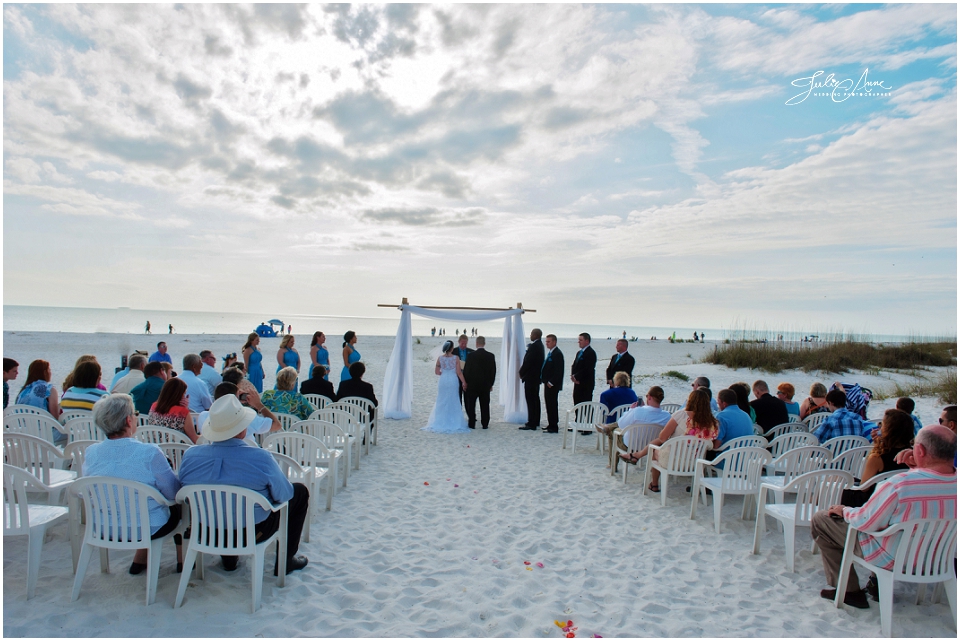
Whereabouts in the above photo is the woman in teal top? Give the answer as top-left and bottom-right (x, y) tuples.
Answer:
(309, 331), (330, 381)
(340, 331), (361, 382)
(276, 334), (301, 376)
(242, 332), (265, 393)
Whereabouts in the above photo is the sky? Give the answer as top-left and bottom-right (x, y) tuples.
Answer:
(3, 3), (957, 337)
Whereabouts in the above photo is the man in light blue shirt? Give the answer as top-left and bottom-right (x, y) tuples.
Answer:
(198, 350), (223, 395)
(598, 386), (672, 468)
(148, 341), (172, 365)
(179, 354), (213, 413)
(714, 388), (755, 448)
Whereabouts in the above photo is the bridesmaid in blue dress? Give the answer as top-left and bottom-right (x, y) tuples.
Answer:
(340, 331), (361, 382)
(242, 332), (265, 393)
(276, 335), (301, 379)
(309, 331), (330, 381)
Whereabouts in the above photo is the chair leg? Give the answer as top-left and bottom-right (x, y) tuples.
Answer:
(25, 526), (46, 600)
(915, 584), (925, 606)
(326, 466), (335, 510)
(943, 577), (957, 627)
(146, 538), (164, 605)
(174, 546), (199, 608)
(835, 556), (853, 608)
(642, 463), (650, 496)
(752, 504), (766, 555)
(660, 472), (668, 507)
(689, 477), (699, 521)
(343, 451), (350, 486)
(302, 492), (312, 543)
(99, 548), (110, 574)
(783, 523), (796, 572)
(71, 544), (94, 602)
(252, 549), (265, 613)
(713, 492), (723, 534)
(877, 572), (894, 637)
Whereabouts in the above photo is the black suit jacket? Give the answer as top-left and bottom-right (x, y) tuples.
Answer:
(540, 348), (564, 390)
(336, 378), (378, 407)
(570, 345), (597, 388)
(300, 377), (336, 401)
(463, 348), (496, 391)
(518, 339), (545, 385)
(751, 393), (789, 432)
(606, 351), (636, 384)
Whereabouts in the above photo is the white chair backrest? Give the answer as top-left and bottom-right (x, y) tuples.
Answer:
(719, 435), (768, 451)
(291, 419), (349, 450)
(822, 435), (870, 459)
(2, 433), (66, 486)
(787, 413), (801, 424)
(780, 469), (853, 524)
(884, 518), (958, 580)
(608, 404), (634, 423)
(63, 417), (104, 443)
(334, 396), (376, 416)
(328, 402), (367, 428)
(829, 446), (872, 477)
(660, 403), (681, 414)
(273, 413), (299, 431)
(176, 484), (272, 556)
(135, 425), (193, 446)
(567, 402), (607, 429)
(303, 395), (329, 411)
(3, 464), (46, 535)
(619, 423), (662, 451)
(659, 436), (711, 474)
(768, 432), (820, 458)
(269, 450), (306, 478)
(262, 432), (333, 469)
(770, 445), (832, 484)
(802, 412), (831, 432)
(63, 440), (98, 476)
(59, 409), (93, 424)
(156, 442), (191, 473)
(4, 413), (64, 445)
(4, 404), (55, 419)
(753, 423), (764, 436)
(136, 415), (152, 427)
(711, 447), (773, 493)
(852, 469), (903, 492)
(72, 476), (168, 546)
(766, 422), (805, 441)
(309, 408), (358, 437)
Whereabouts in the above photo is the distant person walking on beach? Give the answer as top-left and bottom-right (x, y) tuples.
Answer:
(518, 328), (544, 431)
(242, 333), (266, 393)
(3, 358), (19, 409)
(145, 320), (151, 334)
(606, 339), (635, 388)
(168, 324), (174, 334)
(149, 341), (173, 365)
(570, 333), (597, 406)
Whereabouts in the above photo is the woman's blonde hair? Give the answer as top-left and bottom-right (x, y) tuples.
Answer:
(275, 366), (298, 391)
(612, 371), (630, 387)
(280, 334), (295, 349)
(809, 382), (827, 398)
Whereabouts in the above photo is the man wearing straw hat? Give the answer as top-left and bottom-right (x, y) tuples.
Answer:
(178, 394), (310, 575)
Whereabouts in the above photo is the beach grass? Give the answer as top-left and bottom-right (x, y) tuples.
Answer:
(873, 370), (958, 405)
(663, 370), (690, 381)
(703, 340), (957, 374)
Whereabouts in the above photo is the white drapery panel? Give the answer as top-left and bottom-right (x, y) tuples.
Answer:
(381, 305), (527, 421)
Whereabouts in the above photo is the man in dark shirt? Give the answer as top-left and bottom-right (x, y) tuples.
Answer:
(129, 361), (167, 415)
(300, 366), (336, 402)
(518, 329), (545, 430)
(540, 334), (565, 433)
(750, 379), (789, 435)
(335, 362), (378, 407)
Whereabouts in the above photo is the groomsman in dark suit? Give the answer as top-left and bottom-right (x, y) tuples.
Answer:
(463, 336), (496, 429)
(540, 334), (564, 433)
(605, 339), (635, 388)
(518, 328), (544, 430)
(455, 334), (474, 405)
(570, 332), (598, 406)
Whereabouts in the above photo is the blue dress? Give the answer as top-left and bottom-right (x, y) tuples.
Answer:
(277, 349), (300, 373)
(340, 345), (361, 382)
(309, 347), (330, 381)
(247, 349), (264, 393)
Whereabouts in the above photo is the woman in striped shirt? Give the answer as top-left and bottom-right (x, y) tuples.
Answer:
(60, 361), (108, 411)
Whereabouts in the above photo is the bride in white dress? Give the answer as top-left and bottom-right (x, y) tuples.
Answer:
(422, 340), (470, 433)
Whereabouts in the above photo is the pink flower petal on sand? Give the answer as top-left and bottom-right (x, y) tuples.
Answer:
(524, 561), (531, 565)
(454, 484), (459, 487)
(446, 478), (451, 481)
(492, 559), (499, 563)
(423, 482), (429, 485)
(536, 562), (544, 568)
(474, 490), (478, 493)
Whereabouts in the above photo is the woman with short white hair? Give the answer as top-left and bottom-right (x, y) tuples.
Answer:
(260, 366), (314, 420)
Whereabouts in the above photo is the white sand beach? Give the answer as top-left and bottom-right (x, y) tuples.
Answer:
(2, 332), (955, 637)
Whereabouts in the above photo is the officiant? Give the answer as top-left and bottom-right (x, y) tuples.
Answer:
(455, 334), (474, 405)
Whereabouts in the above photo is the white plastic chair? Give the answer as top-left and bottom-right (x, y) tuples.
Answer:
(718, 435), (769, 451)
(802, 412), (830, 432)
(561, 402), (607, 453)
(607, 404), (635, 423)
(787, 413), (801, 424)
(135, 425), (193, 446)
(690, 447), (772, 532)
(2, 432), (76, 504)
(612, 423), (662, 481)
(329, 401), (371, 456)
(3, 464), (70, 599)
(263, 431), (336, 539)
(174, 484), (288, 613)
(59, 409), (93, 424)
(156, 442), (191, 473)
(822, 435), (870, 459)
(642, 436), (711, 506)
(63, 440), (98, 476)
(308, 409), (360, 471)
(63, 417), (105, 443)
(303, 394), (329, 412)
(768, 432), (820, 459)
(4, 404), (55, 419)
(70, 476), (183, 605)
(137, 415), (152, 427)
(835, 518), (957, 637)
(758, 445), (832, 504)
(752, 469), (853, 571)
(334, 396), (379, 450)
(660, 403), (681, 414)
(850, 469), (902, 493)
(291, 420), (350, 488)
(765, 422), (806, 441)
(5, 412), (65, 445)
(273, 412), (299, 431)
(828, 446), (872, 478)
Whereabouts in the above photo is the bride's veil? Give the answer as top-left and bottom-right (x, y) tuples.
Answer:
(429, 340), (454, 361)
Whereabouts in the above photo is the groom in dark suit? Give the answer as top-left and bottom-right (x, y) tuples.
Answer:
(540, 334), (564, 433)
(455, 334), (474, 406)
(570, 332), (598, 406)
(463, 336), (496, 429)
(517, 328), (544, 430)
(605, 339), (635, 388)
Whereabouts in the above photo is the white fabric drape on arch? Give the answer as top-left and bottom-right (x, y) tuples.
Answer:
(381, 305), (527, 422)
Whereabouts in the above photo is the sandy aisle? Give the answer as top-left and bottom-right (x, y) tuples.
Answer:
(3, 333), (955, 637)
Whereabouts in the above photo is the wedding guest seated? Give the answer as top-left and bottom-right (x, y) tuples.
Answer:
(336, 362), (378, 407)
(845, 409), (913, 500)
(62, 355), (107, 393)
(810, 425), (956, 609)
(3, 358), (19, 409)
(260, 367), (314, 421)
(147, 377), (199, 443)
(195, 382), (280, 443)
(713, 388), (754, 449)
(198, 350), (223, 394)
(799, 382), (830, 419)
(83, 394), (183, 574)
(597, 385), (671, 468)
(178, 394), (310, 575)
(300, 366), (336, 402)
(179, 354), (213, 413)
(61, 361), (108, 411)
(130, 362), (167, 415)
(15, 359), (61, 421)
(776, 382), (800, 417)
(729, 382), (756, 422)
(599, 372), (639, 423)
(894, 397), (923, 434)
(812, 389), (867, 443)
(693, 376), (719, 412)
(750, 380), (789, 436)
(619, 389), (718, 492)
(939, 405), (957, 435)
(112, 355), (147, 395)
(221, 366), (260, 401)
